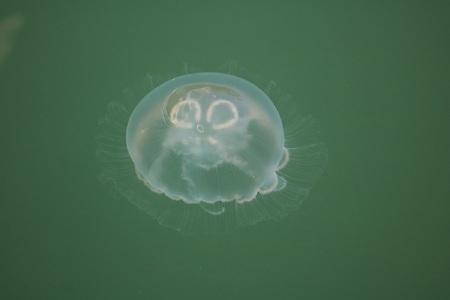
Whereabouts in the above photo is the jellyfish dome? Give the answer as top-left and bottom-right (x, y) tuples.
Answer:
(127, 73), (287, 205)
(97, 67), (327, 235)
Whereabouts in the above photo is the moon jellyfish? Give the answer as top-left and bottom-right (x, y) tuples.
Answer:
(97, 64), (328, 235)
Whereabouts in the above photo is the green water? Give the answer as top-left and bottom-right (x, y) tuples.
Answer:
(1, 1), (449, 299)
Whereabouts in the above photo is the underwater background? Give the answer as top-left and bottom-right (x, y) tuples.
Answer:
(1, 0), (449, 299)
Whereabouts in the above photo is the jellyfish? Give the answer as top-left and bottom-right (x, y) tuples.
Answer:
(97, 64), (328, 235)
